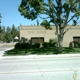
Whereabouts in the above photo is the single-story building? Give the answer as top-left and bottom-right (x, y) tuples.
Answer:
(20, 25), (80, 47)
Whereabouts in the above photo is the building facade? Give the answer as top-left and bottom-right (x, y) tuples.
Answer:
(20, 25), (80, 47)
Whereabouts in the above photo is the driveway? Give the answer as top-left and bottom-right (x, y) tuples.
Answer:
(0, 47), (14, 57)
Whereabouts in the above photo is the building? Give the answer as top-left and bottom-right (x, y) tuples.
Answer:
(20, 25), (80, 47)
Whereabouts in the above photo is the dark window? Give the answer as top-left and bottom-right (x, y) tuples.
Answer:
(73, 37), (80, 43)
(31, 37), (44, 44)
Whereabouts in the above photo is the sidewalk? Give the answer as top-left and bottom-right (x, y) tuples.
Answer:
(0, 47), (14, 59)
(0, 47), (80, 60)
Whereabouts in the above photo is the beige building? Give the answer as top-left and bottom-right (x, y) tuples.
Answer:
(20, 25), (80, 47)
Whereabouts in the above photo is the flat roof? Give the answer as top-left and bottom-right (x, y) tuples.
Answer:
(20, 25), (80, 30)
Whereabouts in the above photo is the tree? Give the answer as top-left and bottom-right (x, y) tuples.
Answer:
(18, 0), (80, 52)
(0, 13), (2, 26)
(0, 26), (2, 33)
(36, 20), (39, 26)
(0, 13), (3, 41)
(11, 24), (19, 41)
(17, 26), (20, 39)
(0, 26), (3, 41)
(1, 26), (6, 42)
(5, 26), (12, 43)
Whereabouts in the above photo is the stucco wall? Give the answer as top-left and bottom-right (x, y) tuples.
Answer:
(20, 26), (80, 47)
(20, 26), (57, 42)
(63, 27), (80, 47)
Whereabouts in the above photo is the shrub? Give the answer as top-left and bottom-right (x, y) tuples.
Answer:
(49, 38), (58, 47)
(21, 43), (31, 49)
(32, 43), (40, 48)
(73, 42), (80, 48)
(49, 42), (55, 47)
(20, 43), (26, 49)
(42, 42), (49, 48)
(15, 43), (31, 49)
(15, 43), (20, 49)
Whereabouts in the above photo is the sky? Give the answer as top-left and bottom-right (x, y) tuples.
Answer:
(0, 0), (80, 28)
(0, 0), (40, 27)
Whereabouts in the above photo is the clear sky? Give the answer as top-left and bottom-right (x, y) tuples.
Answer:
(0, 0), (80, 28)
(0, 0), (40, 27)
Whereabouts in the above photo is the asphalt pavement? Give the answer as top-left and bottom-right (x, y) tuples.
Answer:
(0, 56), (80, 80)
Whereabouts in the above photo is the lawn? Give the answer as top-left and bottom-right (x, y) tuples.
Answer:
(4, 47), (80, 56)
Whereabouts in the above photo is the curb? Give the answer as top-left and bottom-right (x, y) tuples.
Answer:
(0, 53), (80, 60)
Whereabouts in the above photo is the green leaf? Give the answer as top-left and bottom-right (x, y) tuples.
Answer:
(40, 20), (52, 29)
(73, 20), (77, 26)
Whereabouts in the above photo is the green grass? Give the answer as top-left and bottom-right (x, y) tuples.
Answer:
(4, 47), (80, 56)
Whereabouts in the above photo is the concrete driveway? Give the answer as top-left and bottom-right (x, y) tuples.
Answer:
(0, 47), (14, 57)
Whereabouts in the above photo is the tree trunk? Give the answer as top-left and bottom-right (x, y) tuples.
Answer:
(58, 34), (63, 53)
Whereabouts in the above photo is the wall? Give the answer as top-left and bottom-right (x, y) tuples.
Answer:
(63, 27), (80, 47)
(20, 26), (80, 47)
(20, 26), (57, 42)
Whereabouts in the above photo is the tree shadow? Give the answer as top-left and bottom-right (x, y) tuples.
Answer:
(4, 47), (80, 56)
(62, 47), (75, 53)
(4, 48), (27, 56)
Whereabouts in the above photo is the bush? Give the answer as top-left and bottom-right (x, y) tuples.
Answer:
(21, 43), (31, 49)
(49, 38), (58, 47)
(42, 42), (49, 48)
(15, 43), (31, 49)
(20, 43), (26, 49)
(15, 43), (20, 49)
(49, 42), (56, 47)
(32, 43), (40, 48)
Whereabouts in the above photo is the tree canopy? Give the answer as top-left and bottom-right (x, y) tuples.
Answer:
(18, 0), (80, 26)
(0, 25), (19, 43)
(18, 0), (80, 52)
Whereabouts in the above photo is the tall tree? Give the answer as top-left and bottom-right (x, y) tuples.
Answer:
(0, 26), (2, 33)
(0, 26), (6, 42)
(0, 13), (2, 26)
(36, 20), (39, 26)
(11, 24), (18, 41)
(5, 26), (12, 43)
(17, 26), (20, 39)
(18, 0), (80, 52)
(0, 13), (2, 40)
(0, 26), (3, 41)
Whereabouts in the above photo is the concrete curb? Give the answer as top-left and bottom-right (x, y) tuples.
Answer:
(1, 53), (80, 60)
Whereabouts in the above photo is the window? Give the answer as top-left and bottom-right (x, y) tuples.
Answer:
(31, 37), (44, 44)
(73, 37), (80, 43)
